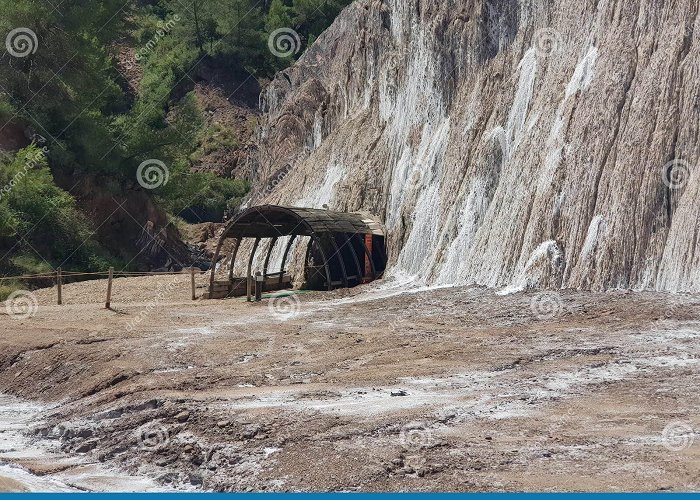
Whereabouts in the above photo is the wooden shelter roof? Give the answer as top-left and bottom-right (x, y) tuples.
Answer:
(220, 205), (385, 239)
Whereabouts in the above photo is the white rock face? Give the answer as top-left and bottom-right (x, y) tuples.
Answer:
(253, 0), (700, 292)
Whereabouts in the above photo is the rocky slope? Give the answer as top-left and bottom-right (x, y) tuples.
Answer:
(253, 0), (700, 292)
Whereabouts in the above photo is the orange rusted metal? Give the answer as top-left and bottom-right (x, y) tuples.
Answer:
(364, 234), (373, 278)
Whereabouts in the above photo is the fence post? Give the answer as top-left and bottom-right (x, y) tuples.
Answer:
(255, 272), (263, 302)
(190, 267), (196, 300)
(105, 267), (114, 309)
(56, 267), (62, 305)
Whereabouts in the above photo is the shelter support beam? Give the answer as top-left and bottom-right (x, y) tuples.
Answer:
(279, 235), (297, 284)
(227, 238), (242, 285)
(246, 237), (261, 302)
(263, 237), (278, 280)
(209, 237), (227, 292)
(329, 235), (348, 288)
(310, 234), (333, 291)
(341, 233), (363, 282)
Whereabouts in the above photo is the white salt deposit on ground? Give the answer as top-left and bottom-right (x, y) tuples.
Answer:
(0, 394), (169, 492)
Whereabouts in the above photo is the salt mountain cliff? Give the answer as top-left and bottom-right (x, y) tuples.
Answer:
(252, 0), (700, 292)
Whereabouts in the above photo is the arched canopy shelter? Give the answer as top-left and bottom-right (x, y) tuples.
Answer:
(207, 205), (386, 299)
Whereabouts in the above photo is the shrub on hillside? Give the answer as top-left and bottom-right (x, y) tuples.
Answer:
(0, 146), (112, 273)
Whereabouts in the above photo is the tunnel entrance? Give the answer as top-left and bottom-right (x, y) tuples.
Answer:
(303, 233), (387, 290)
(206, 205), (386, 299)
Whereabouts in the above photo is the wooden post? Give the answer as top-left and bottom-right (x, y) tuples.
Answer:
(255, 272), (263, 302)
(190, 267), (196, 300)
(105, 267), (114, 309)
(364, 234), (373, 278)
(56, 267), (62, 305)
(246, 238), (261, 302)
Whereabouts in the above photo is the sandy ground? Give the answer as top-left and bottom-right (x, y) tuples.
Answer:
(0, 275), (699, 491)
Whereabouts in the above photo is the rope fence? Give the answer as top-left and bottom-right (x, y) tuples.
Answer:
(0, 270), (201, 280)
(1, 267), (203, 308)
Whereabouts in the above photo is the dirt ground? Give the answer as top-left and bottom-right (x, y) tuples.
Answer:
(0, 276), (698, 491)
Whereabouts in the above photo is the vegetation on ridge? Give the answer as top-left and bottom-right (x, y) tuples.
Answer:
(0, 0), (351, 280)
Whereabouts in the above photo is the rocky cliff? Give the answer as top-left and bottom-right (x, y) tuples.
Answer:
(253, 0), (700, 292)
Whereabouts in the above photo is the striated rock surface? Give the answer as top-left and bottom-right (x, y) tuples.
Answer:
(254, 0), (700, 292)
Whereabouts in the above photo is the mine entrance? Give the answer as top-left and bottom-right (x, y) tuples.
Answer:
(303, 232), (386, 290)
(206, 205), (386, 299)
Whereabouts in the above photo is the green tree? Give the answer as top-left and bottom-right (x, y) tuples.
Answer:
(0, 145), (110, 271)
(0, 0), (130, 174)
(292, 0), (351, 39)
(265, 0), (294, 33)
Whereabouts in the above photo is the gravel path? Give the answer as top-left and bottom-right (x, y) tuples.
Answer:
(0, 277), (698, 491)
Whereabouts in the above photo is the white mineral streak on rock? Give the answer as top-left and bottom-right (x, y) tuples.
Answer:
(573, 214), (608, 286)
(505, 48), (538, 159)
(437, 178), (490, 285)
(265, 235), (294, 274)
(566, 46), (598, 98)
(256, 0), (700, 292)
(656, 166), (700, 291)
(538, 116), (565, 195)
(390, 118), (450, 279)
(296, 159), (345, 209)
(311, 108), (323, 150)
(497, 240), (564, 294)
(580, 215), (608, 261)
